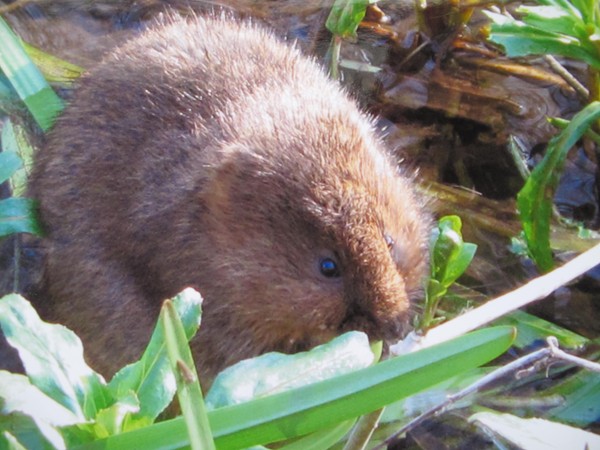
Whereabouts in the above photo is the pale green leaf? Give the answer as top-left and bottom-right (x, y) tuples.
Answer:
(0, 294), (110, 420)
(206, 331), (374, 409)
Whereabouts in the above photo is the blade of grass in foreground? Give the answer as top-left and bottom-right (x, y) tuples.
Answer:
(78, 326), (515, 450)
(161, 298), (215, 450)
(0, 16), (63, 131)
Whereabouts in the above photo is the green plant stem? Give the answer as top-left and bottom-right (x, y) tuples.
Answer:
(161, 300), (215, 450)
(549, 117), (600, 145)
(343, 408), (384, 450)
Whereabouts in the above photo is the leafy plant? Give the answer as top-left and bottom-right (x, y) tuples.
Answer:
(0, 289), (203, 448)
(485, 0), (600, 102)
(419, 215), (477, 331)
(517, 102), (600, 271)
(325, 0), (378, 78)
(0, 291), (515, 449)
(485, 0), (600, 271)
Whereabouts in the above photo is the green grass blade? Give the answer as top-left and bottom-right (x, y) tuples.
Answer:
(21, 41), (84, 86)
(77, 326), (515, 450)
(161, 299), (215, 450)
(0, 16), (63, 131)
(517, 102), (600, 271)
(210, 326), (514, 449)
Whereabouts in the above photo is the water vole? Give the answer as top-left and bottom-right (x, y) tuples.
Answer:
(28, 16), (430, 383)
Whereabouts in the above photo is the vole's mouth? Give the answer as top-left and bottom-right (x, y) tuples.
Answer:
(273, 309), (412, 357)
(338, 307), (411, 342)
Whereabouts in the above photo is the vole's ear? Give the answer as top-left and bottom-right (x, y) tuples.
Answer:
(201, 147), (282, 228)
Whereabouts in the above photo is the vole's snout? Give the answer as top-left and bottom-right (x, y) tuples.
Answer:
(339, 241), (415, 342)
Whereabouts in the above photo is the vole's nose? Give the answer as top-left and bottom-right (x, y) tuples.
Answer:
(341, 243), (412, 340)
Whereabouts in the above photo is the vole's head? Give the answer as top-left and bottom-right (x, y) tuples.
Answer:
(196, 91), (430, 366)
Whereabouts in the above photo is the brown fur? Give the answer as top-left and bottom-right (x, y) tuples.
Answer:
(27, 16), (430, 383)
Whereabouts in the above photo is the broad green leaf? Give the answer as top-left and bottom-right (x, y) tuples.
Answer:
(0, 371), (82, 450)
(161, 297), (215, 450)
(0, 17), (63, 131)
(0, 294), (110, 420)
(517, 102), (600, 271)
(0, 197), (42, 236)
(108, 288), (203, 427)
(206, 331), (374, 409)
(425, 279), (445, 302)
(431, 215), (463, 280)
(0, 414), (62, 450)
(81, 326), (515, 450)
(516, 5), (587, 38)
(470, 412), (600, 449)
(0, 371), (82, 426)
(485, 11), (600, 69)
(431, 216), (476, 287)
(441, 242), (477, 287)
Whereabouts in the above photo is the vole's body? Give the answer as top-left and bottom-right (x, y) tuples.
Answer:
(27, 16), (429, 382)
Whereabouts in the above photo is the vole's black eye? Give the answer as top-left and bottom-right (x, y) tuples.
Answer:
(319, 257), (341, 278)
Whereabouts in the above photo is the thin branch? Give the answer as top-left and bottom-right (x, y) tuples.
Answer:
(548, 337), (600, 373)
(377, 337), (598, 449)
(544, 54), (589, 101)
